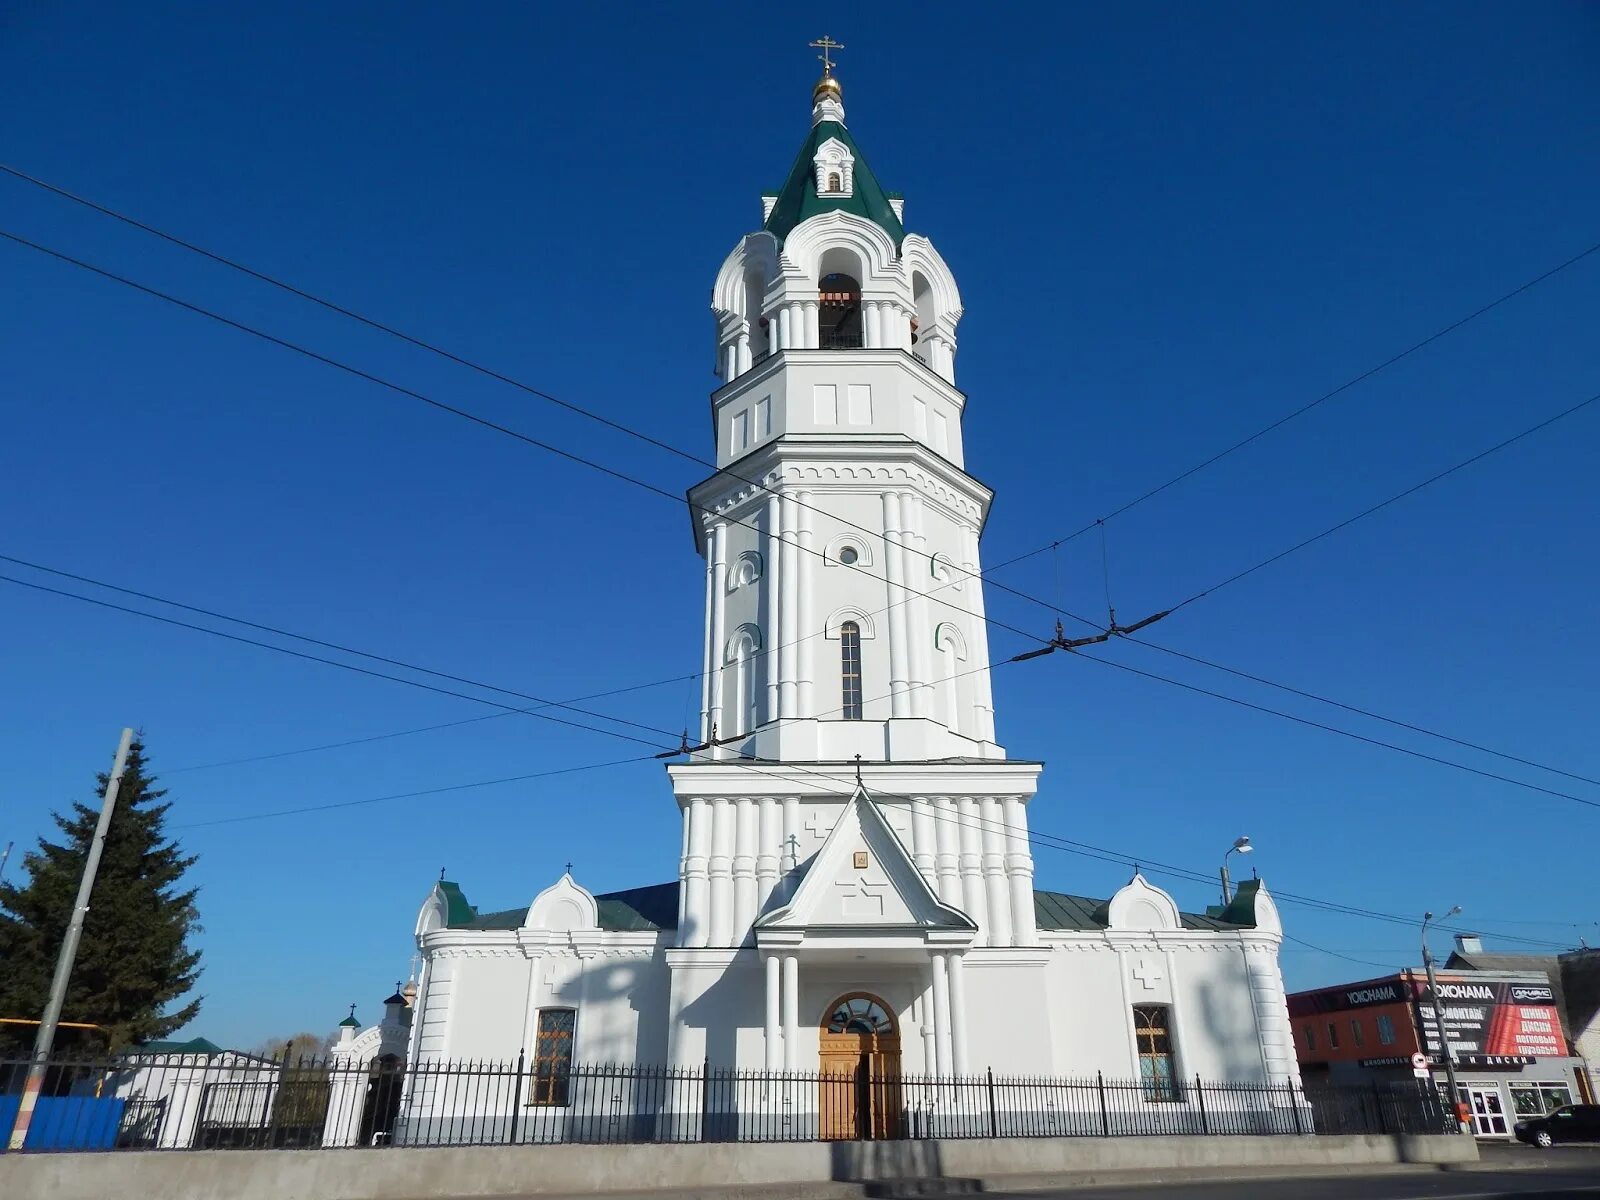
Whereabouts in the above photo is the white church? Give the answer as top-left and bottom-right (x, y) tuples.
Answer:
(401, 59), (1300, 1135)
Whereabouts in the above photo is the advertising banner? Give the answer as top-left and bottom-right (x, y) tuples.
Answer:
(1415, 977), (1564, 1061)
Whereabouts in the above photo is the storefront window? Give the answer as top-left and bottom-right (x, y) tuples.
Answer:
(1509, 1081), (1573, 1117)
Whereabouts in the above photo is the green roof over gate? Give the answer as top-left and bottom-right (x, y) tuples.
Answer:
(763, 119), (905, 248)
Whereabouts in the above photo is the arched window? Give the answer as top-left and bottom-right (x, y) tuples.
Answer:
(827, 171), (842, 193)
(825, 994), (895, 1035)
(840, 621), (863, 720)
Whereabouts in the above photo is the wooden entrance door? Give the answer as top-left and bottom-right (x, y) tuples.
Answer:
(819, 994), (901, 1140)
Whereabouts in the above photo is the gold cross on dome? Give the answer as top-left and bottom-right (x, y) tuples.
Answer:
(809, 35), (844, 76)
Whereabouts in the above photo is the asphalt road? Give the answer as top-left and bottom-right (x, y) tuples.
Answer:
(981, 1142), (1600, 1200)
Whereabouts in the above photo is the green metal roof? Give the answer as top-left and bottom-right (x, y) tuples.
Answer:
(448, 882), (680, 933)
(437, 880), (478, 926)
(447, 882), (1249, 935)
(1034, 888), (1250, 933)
(133, 1037), (226, 1055)
(763, 120), (905, 247)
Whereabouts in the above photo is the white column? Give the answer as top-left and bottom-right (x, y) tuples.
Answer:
(707, 522), (729, 744)
(795, 490), (815, 717)
(765, 954), (782, 1070)
(962, 525), (996, 744)
(864, 300), (881, 349)
(737, 332), (752, 375)
(708, 798), (734, 947)
(778, 493), (800, 718)
(933, 796), (962, 907)
(1003, 796), (1037, 947)
(723, 342), (737, 382)
(930, 952), (953, 1078)
(782, 954), (800, 1071)
(956, 797), (989, 935)
(911, 796), (936, 888)
(948, 953), (970, 1075)
(682, 799), (711, 947)
(904, 492), (932, 719)
(776, 305), (791, 351)
(764, 495), (781, 721)
(678, 803), (693, 930)
(804, 300), (819, 348)
(882, 491), (910, 717)
(699, 528), (716, 741)
(781, 797), (800, 899)
(755, 797), (780, 915)
(733, 799), (758, 943)
(981, 797), (1013, 948)
(918, 991), (937, 1077)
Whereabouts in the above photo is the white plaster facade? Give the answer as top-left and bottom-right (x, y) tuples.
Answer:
(406, 70), (1300, 1115)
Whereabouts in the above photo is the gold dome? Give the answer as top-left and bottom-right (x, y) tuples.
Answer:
(813, 73), (842, 103)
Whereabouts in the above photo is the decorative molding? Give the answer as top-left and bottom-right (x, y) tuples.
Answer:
(824, 605), (877, 640)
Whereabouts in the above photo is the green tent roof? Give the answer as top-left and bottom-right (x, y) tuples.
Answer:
(763, 119), (904, 248)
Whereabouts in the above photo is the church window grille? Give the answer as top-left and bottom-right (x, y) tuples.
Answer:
(530, 1008), (576, 1106)
(826, 995), (895, 1035)
(1133, 1005), (1180, 1101)
(840, 621), (863, 719)
(827, 171), (842, 193)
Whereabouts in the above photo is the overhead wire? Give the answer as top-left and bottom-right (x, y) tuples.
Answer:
(978, 236), (1600, 571)
(8, 225), (1600, 807)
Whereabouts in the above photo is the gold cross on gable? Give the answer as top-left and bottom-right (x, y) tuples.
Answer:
(809, 35), (844, 76)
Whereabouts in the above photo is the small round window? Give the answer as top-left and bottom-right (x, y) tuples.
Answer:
(838, 546), (859, 566)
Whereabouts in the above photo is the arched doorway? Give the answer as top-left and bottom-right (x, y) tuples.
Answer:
(819, 993), (901, 1140)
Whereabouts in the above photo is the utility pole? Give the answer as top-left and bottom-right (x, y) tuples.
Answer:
(1420, 907), (1466, 1134)
(6, 728), (134, 1151)
(0, 840), (12, 884)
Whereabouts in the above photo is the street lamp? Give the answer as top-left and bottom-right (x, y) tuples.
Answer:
(1220, 836), (1252, 905)
(1421, 906), (1465, 1131)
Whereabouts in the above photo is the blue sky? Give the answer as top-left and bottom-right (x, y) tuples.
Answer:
(2, 3), (1597, 1048)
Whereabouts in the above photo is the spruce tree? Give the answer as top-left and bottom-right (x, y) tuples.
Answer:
(0, 738), (202, 1054)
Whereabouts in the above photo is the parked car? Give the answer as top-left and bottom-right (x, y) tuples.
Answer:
(1514, 1104), (1600, 1147)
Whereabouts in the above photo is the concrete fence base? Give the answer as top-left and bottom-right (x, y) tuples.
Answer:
(0, 1133), (1477, 1200)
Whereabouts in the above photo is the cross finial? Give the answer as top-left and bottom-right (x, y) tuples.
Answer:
(854, 753), (864, 787)
(348, 1003), (357, 1019)
(810, 35), (844, 76)
(439, 867), (446, 882)
(565, 861), (573, 876)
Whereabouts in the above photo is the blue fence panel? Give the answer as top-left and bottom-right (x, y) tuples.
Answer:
(0, 1093), (128, 1150)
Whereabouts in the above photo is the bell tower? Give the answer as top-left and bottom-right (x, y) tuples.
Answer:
(665, 57), (1042, 996)
(694, 64), (998, 767)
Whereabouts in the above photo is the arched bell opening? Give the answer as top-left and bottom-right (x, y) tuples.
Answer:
(817, 247), (864, 350)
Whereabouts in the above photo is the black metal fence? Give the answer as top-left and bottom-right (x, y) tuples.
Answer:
(0, 1054), (1454, 1153)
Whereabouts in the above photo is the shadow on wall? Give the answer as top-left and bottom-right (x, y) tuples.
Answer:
(831, 1138), (945, 1182)
(1194, 972), (1271, 1081)
(674, 964), (755, 1068)
(551, 949), (672, 1065)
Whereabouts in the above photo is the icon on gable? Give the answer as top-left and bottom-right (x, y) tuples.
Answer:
(853, 851), (869, 869)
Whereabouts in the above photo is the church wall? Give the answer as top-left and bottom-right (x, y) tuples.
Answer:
(435, 952), (528, 1061)
(1034, 935), (1296, 1084)
(951, 959), (1055, 1075)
